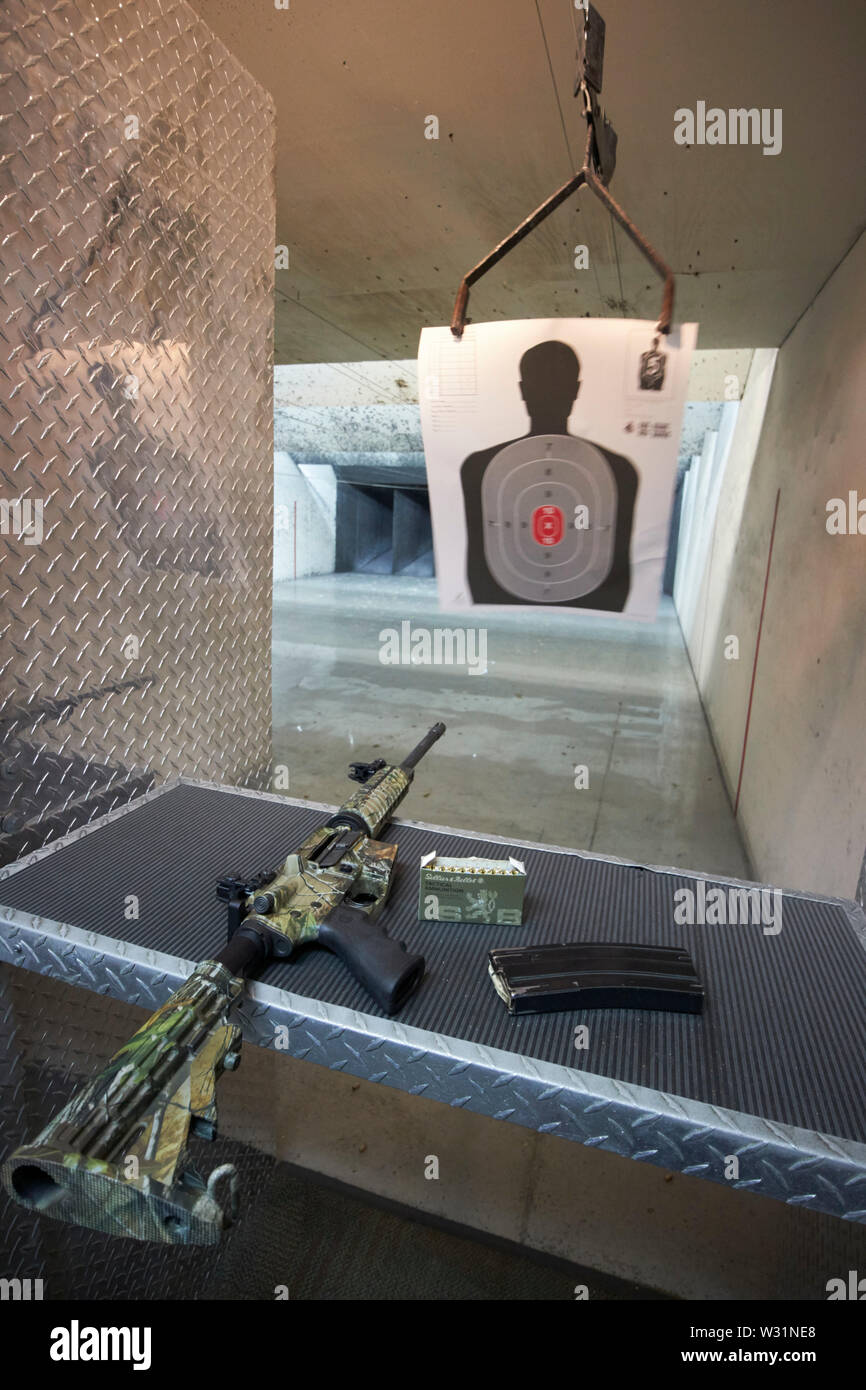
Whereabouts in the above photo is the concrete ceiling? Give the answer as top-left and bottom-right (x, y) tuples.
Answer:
(189, 0), (866, 362)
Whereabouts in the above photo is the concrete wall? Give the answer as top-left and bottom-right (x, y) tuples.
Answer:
(675, 399), (745, 678)
(274, 366), (424, 581)
(676, 234), (866, 898)
(274, 453), (336, 579)
(678, 353), (778, 694)
(274, 352), (754, 409)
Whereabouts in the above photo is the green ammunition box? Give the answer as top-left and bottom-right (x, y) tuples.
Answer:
(418, 852), (526, 925)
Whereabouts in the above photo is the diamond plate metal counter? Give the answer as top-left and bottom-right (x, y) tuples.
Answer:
(1, 780), (865, 1224)
(0, 0), (275, 865)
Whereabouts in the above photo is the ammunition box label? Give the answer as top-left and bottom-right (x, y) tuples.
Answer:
(418, 864), (525, 924)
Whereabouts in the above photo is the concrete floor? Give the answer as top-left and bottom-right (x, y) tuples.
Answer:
(272, 573), (750, 880)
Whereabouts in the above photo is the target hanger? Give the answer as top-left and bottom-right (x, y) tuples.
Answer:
(450, 4), (675, 341)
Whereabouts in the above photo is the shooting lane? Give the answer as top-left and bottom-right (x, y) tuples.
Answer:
(2, 0), (866, 1318)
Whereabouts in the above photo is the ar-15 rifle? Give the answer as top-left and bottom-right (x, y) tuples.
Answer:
(2, 724), (446, 1245)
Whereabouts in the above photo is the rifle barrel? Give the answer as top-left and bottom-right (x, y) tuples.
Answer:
(400, 722), (446, 773)
(215, 925), (268, 977)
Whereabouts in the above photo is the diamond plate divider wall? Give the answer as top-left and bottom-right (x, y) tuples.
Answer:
(0, 0), (276, 865)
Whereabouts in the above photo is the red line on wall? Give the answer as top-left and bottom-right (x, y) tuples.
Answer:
(734, 487), (781, 815)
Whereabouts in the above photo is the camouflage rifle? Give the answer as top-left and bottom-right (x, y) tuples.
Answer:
(2, 724), (446, 1245)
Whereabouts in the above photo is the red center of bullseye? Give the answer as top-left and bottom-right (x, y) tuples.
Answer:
(532, 504), (564, 546)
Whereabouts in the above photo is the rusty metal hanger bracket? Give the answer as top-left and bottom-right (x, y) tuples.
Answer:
(450, 5), (675, 340)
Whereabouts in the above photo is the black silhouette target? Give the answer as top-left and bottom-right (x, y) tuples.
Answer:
(460, 341), (638, 611)
(480, 434), (617, 602)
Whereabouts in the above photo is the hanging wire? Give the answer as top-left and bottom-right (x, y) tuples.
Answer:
(535, 0), (608, 308)
(564, 0), (623, 311)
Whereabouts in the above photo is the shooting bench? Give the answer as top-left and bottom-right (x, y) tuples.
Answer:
(0, 779), (864, 1225)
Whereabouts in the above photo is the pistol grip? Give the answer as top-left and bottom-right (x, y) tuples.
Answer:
(318, 906), (425, 1014)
